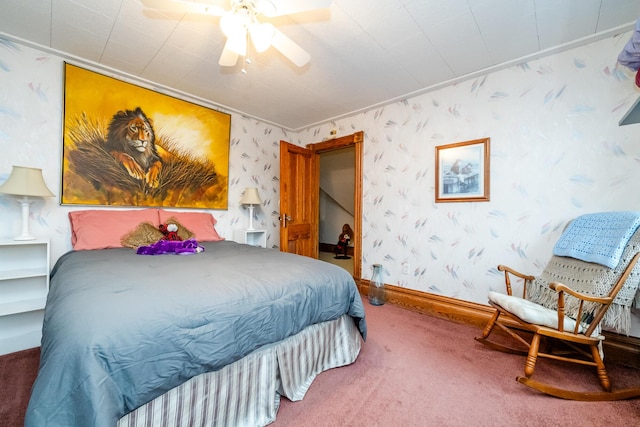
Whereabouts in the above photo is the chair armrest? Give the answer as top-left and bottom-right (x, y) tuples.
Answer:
(548, 282), (614, 334)
(548, 282), (613, 305)
(497, 265), (535, 297)
(497, 265), (535, 280)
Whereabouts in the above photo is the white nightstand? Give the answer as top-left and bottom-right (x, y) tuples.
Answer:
(233, 229), (267, 248)
(0, 239), (50, 355)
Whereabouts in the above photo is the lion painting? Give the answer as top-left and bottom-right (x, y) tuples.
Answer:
(105, 107), (162, 188)
(63, 105), (227, 208)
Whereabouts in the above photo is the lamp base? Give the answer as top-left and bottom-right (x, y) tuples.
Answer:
(13, 197), (36, 241)
(14, 234), (36, 241)
(246, 205), (256, 230)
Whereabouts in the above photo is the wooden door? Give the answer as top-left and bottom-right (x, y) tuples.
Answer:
(279, 141), (318, 257)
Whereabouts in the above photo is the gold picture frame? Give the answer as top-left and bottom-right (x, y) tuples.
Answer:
(435, 138), (490, 203)
(61, 63), (231, 209)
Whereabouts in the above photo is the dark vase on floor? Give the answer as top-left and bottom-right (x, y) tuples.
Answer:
(368, 263), (385, 306)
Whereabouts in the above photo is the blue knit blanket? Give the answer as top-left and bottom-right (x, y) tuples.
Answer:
(553, 211), (640, 268)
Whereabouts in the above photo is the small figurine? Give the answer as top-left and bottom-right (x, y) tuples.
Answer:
(334, 223), (354, 259)
(159, 223), (182, 241)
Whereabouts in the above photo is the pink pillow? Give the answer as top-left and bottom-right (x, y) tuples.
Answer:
(69, 209), (160, 250)
(158, 210), (224, 242)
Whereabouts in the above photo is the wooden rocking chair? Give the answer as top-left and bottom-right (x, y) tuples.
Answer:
(476, 252), (640, 401)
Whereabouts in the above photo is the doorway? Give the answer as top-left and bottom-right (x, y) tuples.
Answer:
(310, 132), (363, 280)
(318, 146), (355, 276)
(279, 131), (363, 279)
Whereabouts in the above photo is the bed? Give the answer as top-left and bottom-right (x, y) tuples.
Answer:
(25, 209), (366, 427)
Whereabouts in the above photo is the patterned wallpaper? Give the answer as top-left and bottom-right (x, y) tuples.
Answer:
(296, 31), (640, 315)
(0, 37), (285, 263)
(2, 32), (640, 334)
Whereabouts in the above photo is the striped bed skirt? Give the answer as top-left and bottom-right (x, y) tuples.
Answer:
(118, 314), (362, 427)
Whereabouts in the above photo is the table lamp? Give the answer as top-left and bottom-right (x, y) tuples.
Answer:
(240, 187), (262, 230)
(0, 166), (55, 240)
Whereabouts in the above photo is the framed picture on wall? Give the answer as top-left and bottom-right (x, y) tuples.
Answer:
(435, 138), (490, 203)
(61, 62), (231, 209)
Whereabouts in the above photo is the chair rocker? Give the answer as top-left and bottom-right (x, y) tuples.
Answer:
(476, 252), (640, 401)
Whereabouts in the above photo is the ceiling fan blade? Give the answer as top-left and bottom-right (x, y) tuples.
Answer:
(139, 0), (225, 16)
(259, 0), (331, 17)
(219, 39), (240, 66)
(271, 27), (310, 67)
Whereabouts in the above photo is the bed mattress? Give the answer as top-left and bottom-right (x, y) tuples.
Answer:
(25, 241), (366, 426)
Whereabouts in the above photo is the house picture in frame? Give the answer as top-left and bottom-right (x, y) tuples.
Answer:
(435, 138), (490, 203)
(61, 63), (231, 209)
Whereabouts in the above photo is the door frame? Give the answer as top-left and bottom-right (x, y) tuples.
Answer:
(310, 131), (363, 280)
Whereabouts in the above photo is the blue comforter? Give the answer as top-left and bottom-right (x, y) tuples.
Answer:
(25, 241), (366, 426)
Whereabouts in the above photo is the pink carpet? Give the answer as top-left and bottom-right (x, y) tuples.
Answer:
(2, 302), (639, 426)
(273, 302), (640, 426)
(0, 347), (39, 427)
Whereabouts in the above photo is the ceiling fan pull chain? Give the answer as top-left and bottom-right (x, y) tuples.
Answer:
(242, 33), (251, 74)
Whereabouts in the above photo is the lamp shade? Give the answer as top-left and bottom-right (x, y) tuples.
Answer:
(0, 166), (54, 197)
(240, 187), (262, 205)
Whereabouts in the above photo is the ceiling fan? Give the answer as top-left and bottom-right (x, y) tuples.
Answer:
(140, 0), (331, 68)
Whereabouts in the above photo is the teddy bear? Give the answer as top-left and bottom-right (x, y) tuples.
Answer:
(159, 223), (182, 241)
(334, 223), (354, 258)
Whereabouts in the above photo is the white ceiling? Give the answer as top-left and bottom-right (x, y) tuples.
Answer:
(1, 0), (639, 130)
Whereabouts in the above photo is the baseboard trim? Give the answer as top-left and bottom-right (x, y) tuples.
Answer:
(357, 280), (640, 368)
(319, 242), (354, 256)
(357, 280), (496, 327)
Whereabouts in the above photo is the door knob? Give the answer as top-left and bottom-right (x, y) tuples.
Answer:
(278, 214), (292, 227)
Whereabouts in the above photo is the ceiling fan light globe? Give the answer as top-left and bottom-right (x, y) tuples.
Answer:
(250, 23), (275, 53)
(220, 12), (245, 38)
